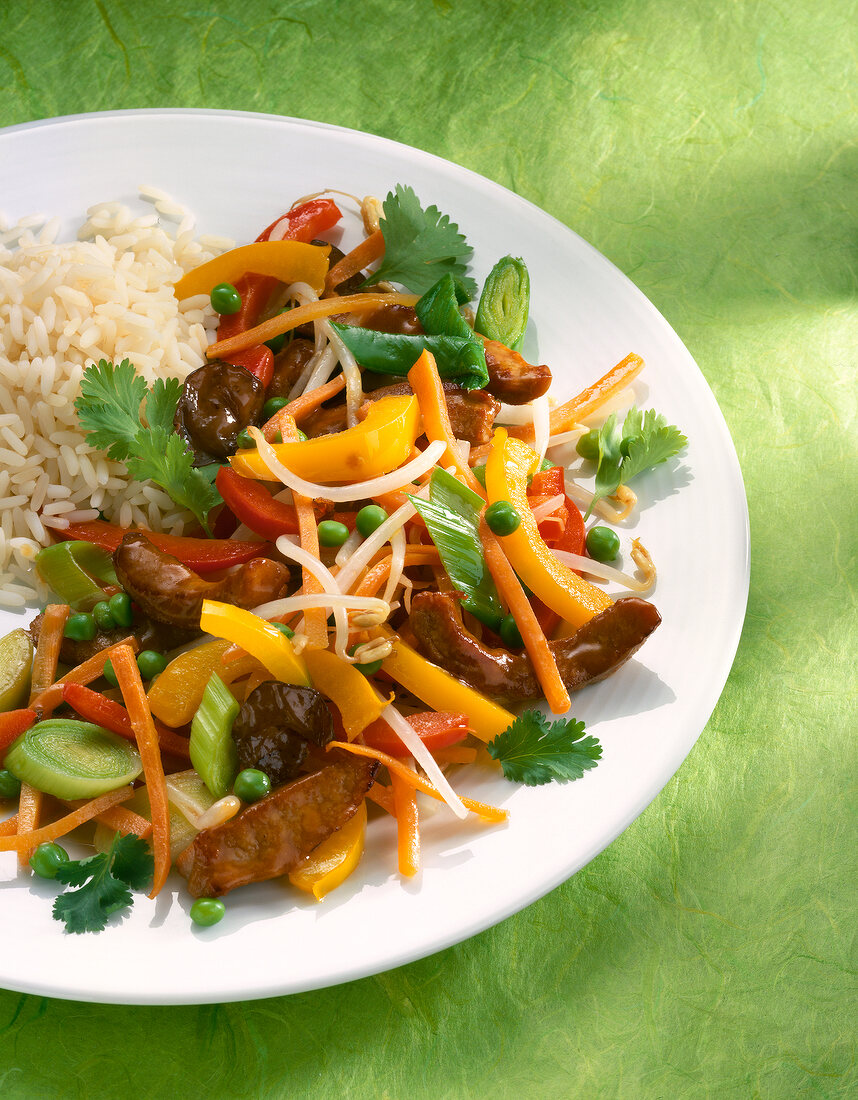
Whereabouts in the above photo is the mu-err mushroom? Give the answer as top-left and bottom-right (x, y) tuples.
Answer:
(174, 360), (265, 463)
(232, 682), (335, 785)
(483, 339), (552, 405)
(113, 533), (289, 630)
(177, 751), (378, 897)
(409, 591), (661, 706)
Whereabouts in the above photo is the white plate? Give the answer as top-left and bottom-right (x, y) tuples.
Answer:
(0, 109), (749, 1005)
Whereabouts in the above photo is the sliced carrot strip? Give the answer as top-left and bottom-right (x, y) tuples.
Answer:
(30, 636), (139, 717)
(324, 228), (385, 293)
(261, 373), (346, 440)
(110, 646), (171, 898)
(0, 787), (132, 853)
(407, 349), (486, 498)
(15, 784), (43, 866)
(62, 684), (191, 760)
(328, 741), (507, 823)
(0, 708), (37, 764)
(391, 770), (420, 878)
(512, 352), (645, 443)
(353, 546), (440, 599)
(279, 414), (328, 648)
(479, 513), (571, 715)
(366, 782), (395, 816)
(28, 603), (69, 703)
(62, 800), (154, 840)
(208, 291), (419, 359)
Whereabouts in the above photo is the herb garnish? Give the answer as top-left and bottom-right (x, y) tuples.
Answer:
(364, 184), (476, 297)
(75, 359), (221, 533)
(587, 405), (687, 517)
(52, 832), (154, 934)
(487, 709), (602, 786)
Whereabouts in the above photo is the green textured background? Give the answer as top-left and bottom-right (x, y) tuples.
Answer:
(1, 1), (856, 1097)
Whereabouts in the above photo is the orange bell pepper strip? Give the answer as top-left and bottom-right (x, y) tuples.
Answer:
(484, 429), (612, 630)
(231, 395), (421, 485)
(407, 349), (486, 498)
(173, 240), (330, 301)
(287, 800), (367, 900)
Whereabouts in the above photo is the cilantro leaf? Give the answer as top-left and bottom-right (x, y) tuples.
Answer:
(585, 405), (687, 517)
(487, 709), (602, 786)
(364, 184), (476, 298)
(52, 832), (153, 934)
(75, 360), (223, 534)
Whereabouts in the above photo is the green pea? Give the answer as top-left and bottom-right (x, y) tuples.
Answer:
(234, 768), (271, 803)
(210, 282), (242, 315)
(317, 520), (350, 547)
(0, 768), (22, 799)
(137, 650), (168, 681)
(499, 614), (524, 650)
(262, 396), (289, 420)
(355, 504), (388, 538)
(190, 897), (226, 927)
(29, 841), (70, 880)
(102, 659), (119, 688)
(91, 600), (117, 632)
(586, 525), (621, 562)
(576, 429), (600, 461)
(108, 591), (134, 628)
(348, 644), (383, 676)
(235, 428), (255, 450)
(64, 612), (96, 642)
(485, 501), (521, 537)
(271, 622), (295, 639)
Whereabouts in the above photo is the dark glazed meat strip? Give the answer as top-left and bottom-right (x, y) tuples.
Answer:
(409, 592), (661, 705)
(114, 533), (289, 629)
(176, 752), (377, 897)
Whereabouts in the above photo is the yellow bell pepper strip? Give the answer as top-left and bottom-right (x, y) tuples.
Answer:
(199, 600), (310, 687)
(407, 348), (486, 498)
(173, 240), (330, 301)
(485, 429), (612, 630)
(302, 649), (388, 740)
(207, 291), (419, 361)
(230, 395), (421, 485)
(288, 800), (367, 900)
(376, 627), (514, 742)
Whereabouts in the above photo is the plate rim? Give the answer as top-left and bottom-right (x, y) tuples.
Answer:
(0, 108), (750, 1005)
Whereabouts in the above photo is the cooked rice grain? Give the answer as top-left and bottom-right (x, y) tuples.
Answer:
(0, 197), (230, 602)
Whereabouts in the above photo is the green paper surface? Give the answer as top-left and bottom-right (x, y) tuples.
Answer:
(0, 0), (855, 1096)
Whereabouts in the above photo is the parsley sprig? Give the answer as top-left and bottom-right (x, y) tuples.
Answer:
(75, 359), (221, 534)
(52, 832), (154, 934)
(587, 405), (687, 517)
(364, 184), (476, 298)
(487, 709), (602, 786)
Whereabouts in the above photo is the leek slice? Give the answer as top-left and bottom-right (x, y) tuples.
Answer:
(4, 720), (142, 799)
(189, 673), (239, 800)
(475, 256), (530, 351)
(0, 628), (33, 711)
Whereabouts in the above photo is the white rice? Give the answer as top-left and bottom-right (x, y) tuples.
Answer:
(0, 192), (232, 608)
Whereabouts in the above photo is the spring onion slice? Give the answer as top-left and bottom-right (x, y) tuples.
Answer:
(249, 429), (446, 504)
(381, 703), (468, 820)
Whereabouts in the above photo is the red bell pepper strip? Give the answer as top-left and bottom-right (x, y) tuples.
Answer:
(215, 199), (344, 359)
(57, 521), (268, 573)
(215, 466), (301, 539)
(62, 683), (191, 760)
(221, 345), (274, 388)
(0, 708), (37, 765)
(361, 711), (470, 758)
